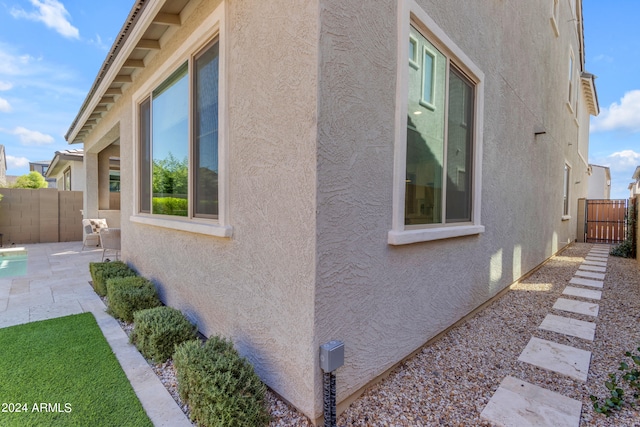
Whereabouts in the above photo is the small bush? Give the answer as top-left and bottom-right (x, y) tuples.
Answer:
(89, 261), (138, 296)
(174, 337), (269, 427)
(106, 276), (162, 322)
(130, 306), (197, 362)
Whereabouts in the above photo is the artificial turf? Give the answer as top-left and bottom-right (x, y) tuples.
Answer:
(0, 312), (152, 426)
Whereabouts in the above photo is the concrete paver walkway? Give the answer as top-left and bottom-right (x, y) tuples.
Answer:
(481, 245), (611, 426)
(0, 242), (191, 427)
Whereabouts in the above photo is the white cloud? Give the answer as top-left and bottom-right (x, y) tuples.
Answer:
(0, 97), (11, 112)
(8, 127), (55, 145)
(0, 81), (13, 91)
(6, 155), (30, 169)
(607, 150), (640, 170)
(10, 0), (79, 39)
(590, 90), (640, 133)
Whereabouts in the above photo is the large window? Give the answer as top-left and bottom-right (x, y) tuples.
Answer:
(138, 40), (219, 219)
(390, 4), (484, 245)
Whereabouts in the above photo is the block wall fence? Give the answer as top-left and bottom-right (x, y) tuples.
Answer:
(0, 188), (83, 245)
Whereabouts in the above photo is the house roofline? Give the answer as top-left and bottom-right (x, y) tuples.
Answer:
(64, 0), (148, 143)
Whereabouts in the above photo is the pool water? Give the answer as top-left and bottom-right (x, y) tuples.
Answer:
(0, 249), (28, 278)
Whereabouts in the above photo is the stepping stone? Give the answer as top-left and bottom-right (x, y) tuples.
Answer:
(539, 313), (596, 340)
(588, 251), (608, 257)
(582, 260), (607, 267)
(562, 286), (602, 300)
(579, 264), (606, 273)
(518, 337), (591, 382)
(569, 277), (603, 289)
(574, 270), (605, 280)
(553, 298), (599, 317)
(480, 376), (582, 427)
(586, 258), (608, 264)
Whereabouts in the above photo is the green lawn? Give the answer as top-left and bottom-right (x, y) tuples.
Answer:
(0, 313), (152, 427)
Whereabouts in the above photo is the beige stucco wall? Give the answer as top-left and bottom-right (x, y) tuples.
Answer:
(81, 0), (320, 418)
(313, 0), (592, 414)
(77, 0), (595, 422)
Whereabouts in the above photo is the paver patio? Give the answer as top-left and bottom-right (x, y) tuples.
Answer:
(0, 242), (191, 427)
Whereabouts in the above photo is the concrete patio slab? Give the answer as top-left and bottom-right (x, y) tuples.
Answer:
(562, 286), (602, 300)
(578, 264), (606, 273)
(569, 276), (603, 289)
(480, 376), (582, 427)
(518, 337), (591, 382)
(539, 313), (596, 340)
(573, 270), (606, 280)
(553, 298), (599, 317)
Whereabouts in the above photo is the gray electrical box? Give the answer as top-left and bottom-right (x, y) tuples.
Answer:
(319, 340), (344, 372)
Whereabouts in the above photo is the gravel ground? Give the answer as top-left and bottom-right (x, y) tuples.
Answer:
(110, 243), (640, 426)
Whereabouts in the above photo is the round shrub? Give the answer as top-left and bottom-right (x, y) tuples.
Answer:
(89, 261), (137, 296)
(106, 276), (161, 322)
(174, 337), (269, 427)
(130, 306), (197, 362)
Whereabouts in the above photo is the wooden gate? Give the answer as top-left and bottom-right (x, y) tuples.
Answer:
(584, 199), (627, 244)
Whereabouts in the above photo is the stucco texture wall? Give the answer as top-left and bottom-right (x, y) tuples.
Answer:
(314, 0), (591, 413)
(102, 0), (321, 418)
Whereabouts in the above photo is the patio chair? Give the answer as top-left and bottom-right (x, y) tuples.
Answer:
(100, 228), (121, 262)
(82, 219), (108, 251)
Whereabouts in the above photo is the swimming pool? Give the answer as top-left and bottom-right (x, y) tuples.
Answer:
(0, 248), (28, 278)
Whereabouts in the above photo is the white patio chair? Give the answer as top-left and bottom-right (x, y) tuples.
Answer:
(99, 228), (121, 262)
(82, 218), (108, 251)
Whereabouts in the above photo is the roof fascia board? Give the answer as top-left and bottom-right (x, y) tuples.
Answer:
(67, 0), (170, 144)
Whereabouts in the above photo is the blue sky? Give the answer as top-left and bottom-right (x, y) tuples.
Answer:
(0, 1), (638, 199)
(0, 0), (131, 174)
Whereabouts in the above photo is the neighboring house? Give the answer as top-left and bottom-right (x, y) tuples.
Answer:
(29, 161), (56, 189)
(44, 149), (85, 191)
(0, 145), (7, 187)
(65, 0), (599, 422)
(587, 164), (611, 199)
(630, 166), (640, 198)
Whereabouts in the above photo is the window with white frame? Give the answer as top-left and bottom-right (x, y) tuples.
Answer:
(63, 167), (71, 191)
(389, 2), (484, 245)
(567, 50), (575, 110)
(563, 163), (571, 216)
(138, 39), (219, 219)
(551, 0), (560, 36)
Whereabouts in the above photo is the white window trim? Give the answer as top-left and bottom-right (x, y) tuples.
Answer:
(562, 161), (571, 219)
(130, 3), (231, 238)
(409, 35), (419, 69)
(566, 49), (575, 114)
(389, 0), (485, 245)
(419, 45), (436, 110)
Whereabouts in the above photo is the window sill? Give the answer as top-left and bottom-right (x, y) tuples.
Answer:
(561, 215), (571, 221)
(388, 224), (485, 245)
(130, 215), (233, 238)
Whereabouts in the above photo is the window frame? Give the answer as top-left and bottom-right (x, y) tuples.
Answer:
(131, 4), (231, 238)
(550, 0), (560, 37)
(562, 162), (571, 219)
(63, 167), (71, 191)
(567, 49), (575, 113)
(389, 0), (485, 245)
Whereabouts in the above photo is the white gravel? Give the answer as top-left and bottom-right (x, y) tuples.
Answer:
(109, 243), (640, 426)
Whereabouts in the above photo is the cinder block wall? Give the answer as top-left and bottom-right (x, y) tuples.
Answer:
(59, 191), (83, 242)
(0, 188), (83, 245)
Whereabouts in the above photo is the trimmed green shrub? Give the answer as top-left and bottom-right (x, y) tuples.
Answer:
(174, 337), (269, 427)
(130, 306), (197, 362)
(106, 276), (162, 322)
(89, 261), (137, 296)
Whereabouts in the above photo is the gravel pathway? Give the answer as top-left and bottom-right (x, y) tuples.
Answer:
(112, 243), (640, 426)
(267, 243), (640, 426)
